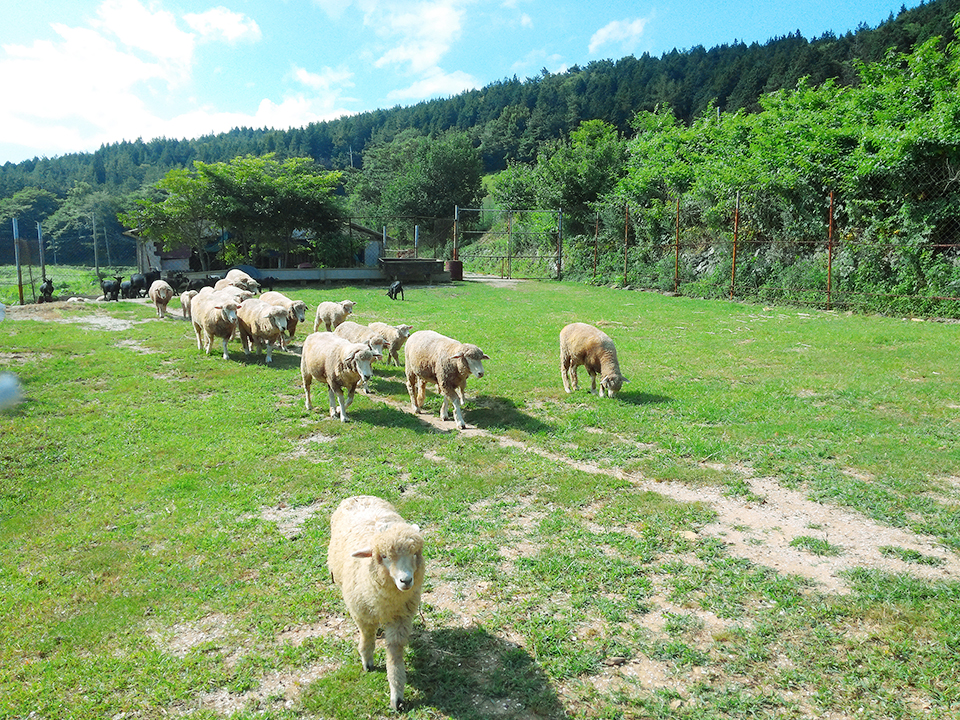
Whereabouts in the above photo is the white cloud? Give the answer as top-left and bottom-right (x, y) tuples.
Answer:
(94, 0), (195, 75)
(184, 7), (262, 43)
(520, 13), (533, 28)
(358, 0), (465, 74)
(386, 68), (479, 102)
(0, 0), (278, 161)
(589, 17), (650, 54)
(294, 65), (354, 93)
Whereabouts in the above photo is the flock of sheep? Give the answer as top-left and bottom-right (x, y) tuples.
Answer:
(147, 269), (629, 710)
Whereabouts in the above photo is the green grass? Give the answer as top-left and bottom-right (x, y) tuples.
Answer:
(1, 281), (959, 719)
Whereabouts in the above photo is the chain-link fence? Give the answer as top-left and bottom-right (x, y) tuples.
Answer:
(564, 180), (960, 317)
(454, 207), (563, 280)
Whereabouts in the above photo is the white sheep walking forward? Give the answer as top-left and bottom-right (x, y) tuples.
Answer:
(313, 300), (356, 332)
(333, 321), (389, 392)
(368, 322), (414, 366)
(236, 298), (288, 363)
(559, 322), (628, 397)
(191, 292), (240, 360)
(301, 333), (377, 422)
(403, 330), (489, 430)
(259, 291), (308, 347)
(148, 280), (175, 318)
(179, 289), (198, 320)
(328, 495), (425, 712)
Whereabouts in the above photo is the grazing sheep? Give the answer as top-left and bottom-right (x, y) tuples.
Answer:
(148, 279), (175, 319)
(180, 289), (198, 320)
(259, 290), (308, 347)
(236, 298), (288, 363)
(559, 322), (628, 397)
(313, 300), (356, 332)
(301, 333), (376, 422)
(403, 330), (489, 430)
(368, 322), (414, 366)
(327, 495), (425, 712)
(191, 292), (240, 360)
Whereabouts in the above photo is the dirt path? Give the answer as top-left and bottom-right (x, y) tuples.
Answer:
(372, 395), (960, 595)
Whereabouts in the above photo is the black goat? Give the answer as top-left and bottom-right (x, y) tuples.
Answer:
(387, 280), (404, 300)
(101, 275), (123, 301)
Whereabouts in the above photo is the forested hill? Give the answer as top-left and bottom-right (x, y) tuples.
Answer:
(2, 0), (958, 198)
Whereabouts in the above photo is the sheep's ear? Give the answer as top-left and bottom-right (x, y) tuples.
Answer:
(481, 353), (490, 360)
(351, 548), (374, 558)
(451, 352), (464, 360)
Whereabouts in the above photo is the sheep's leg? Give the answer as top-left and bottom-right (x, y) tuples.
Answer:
(303, 374), (313, 411)
(385, 639), (407, 711)
(356, 620), (377, 672)
(448, 392), (467, 429)
(193, 324), (204, 350)
(327, 387), (339, 418)
(384, 621), (411, 710)
(220, 337), (230, 360)
(561, 357), (572, 393)
(332, 388), (350, 422)
(406, 373), (421, 413)
(588, 370), (598, 394)
(344, 386), (356, 408)
(264, 340), (273, 363)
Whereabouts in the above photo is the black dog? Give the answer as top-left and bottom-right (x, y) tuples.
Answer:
(387, 280), (404, 300)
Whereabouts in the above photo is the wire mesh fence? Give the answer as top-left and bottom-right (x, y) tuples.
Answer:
(454, 207), (562, 280)
(567, 183), (960, 317)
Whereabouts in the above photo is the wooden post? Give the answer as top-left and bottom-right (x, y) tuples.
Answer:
(674, 197), (681, 294)
(623, 204), (629, 287)
(827, 191), (834, 310)
(593, 211), (599, 280)
(730, 191), (740, 301)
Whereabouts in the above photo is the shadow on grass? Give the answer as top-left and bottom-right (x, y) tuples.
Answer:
(468, 395), (554, 433)
(409, 626), (570, 719)
(615, 391), (673, 406)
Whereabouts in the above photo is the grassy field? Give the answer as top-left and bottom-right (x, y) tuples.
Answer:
(1, 280), (959, 719)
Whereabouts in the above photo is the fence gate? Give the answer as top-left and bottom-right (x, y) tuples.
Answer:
(454, 207), (563, 280)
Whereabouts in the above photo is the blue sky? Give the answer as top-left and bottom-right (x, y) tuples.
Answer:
(0, 0), (924, 164)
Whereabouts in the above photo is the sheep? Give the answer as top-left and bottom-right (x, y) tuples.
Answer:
(190, 292), (240, 360)
(210, 282), (254, 303)
(148, 279), (175, 319)
(313, 300), (356, 332)
(259, 290), (308, 347)
(403, 330), (489, 430)
(327, 495), (425, 712)
(217, 268), (260, 293)
(368, 322), (414, 366)
(236, 298), (288, 363)
(559, 322), (628, 397)
(333, 321), (389, 393)
(301, 333), (377, 422)
(179, 289), (198, 320)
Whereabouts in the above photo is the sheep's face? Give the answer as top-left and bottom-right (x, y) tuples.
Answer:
(269, 309), (288, 331)
(397, 324), (413, 338)
(456, 345), (490, 379)
(222, 303), (239, 324)
(379, 548), (422, 591)
(292, 302), (307, 322)
(601, 374), (627, 397)
(351, 348), (376, 380)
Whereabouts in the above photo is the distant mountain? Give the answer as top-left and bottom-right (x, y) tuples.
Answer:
(2, 0), (958, 199)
